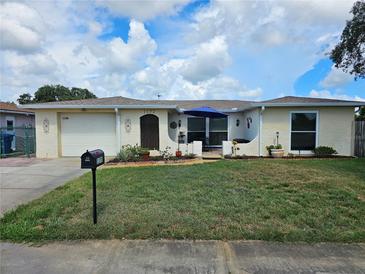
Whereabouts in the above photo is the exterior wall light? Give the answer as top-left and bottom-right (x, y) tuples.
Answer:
(236, 119), (240, 127)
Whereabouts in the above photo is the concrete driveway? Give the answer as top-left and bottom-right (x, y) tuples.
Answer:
(0, 157), (87, 215)
(1, 240), (364, 273)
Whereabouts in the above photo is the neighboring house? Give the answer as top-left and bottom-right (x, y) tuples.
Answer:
(0, 102), (35, 151)
(21, 96), (365, 158)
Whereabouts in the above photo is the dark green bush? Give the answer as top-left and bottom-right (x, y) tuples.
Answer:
(313, 146), (337, 156)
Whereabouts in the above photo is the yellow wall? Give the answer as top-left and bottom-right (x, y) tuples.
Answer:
(261, 107), (355, 156)
(120, 109), (178, 154)
(35, 110), (59, 158)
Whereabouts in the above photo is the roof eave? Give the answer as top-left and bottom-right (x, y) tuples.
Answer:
(252, 102), (365, 107)
(0, 109), (35, 115)
(19, 104), (178, 110)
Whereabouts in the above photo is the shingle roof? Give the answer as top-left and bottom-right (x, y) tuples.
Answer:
(260, 96), (362, 104)
(20, 95), (365, 110)
(25, 96), (253, 110)
(0, 102), (34, 113)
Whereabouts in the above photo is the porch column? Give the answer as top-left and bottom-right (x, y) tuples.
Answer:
(115, 108), (121, 153)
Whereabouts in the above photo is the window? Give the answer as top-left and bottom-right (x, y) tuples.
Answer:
(6, 120), (14, 131)
(187, 117), (206, 143)
(290, 112), (317, 151)
(209, 117), (228, 146)
(187, 117), (228, 146)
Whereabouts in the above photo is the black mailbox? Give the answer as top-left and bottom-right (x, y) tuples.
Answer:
(80, 149), (104, 225)
(81, 149), (105, 169)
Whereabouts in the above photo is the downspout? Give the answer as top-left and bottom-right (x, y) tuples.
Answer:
(115, 108), (121, 154)
(259, 106), (265, 156)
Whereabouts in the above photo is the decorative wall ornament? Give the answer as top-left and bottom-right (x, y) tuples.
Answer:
(43, 118), (49, 134)
(125, 118), (131, 132)
(170, 121), (177, 129)
(246, 117), (252, 128)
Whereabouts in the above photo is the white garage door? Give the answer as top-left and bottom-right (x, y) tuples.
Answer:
(61, 113), (116, 156)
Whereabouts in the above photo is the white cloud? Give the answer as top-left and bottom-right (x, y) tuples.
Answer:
(97, 0), (191, 21)
(0, 0), (361, 103)
(320, 66), (353, 88)
(309, 90), (365, 102)
(180, 36), (231, 83)
(103, 20), (157, 72)
(0, 2), (45, 53)
(129, 58), (261, 100)
(189, 0), (356, 47)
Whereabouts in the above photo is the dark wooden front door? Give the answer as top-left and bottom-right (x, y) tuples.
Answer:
(140, 114), (159, 150)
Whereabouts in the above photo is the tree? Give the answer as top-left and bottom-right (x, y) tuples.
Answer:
(70, 87), (97, 100)
(356, 106), (365, 120)
(17, 93), (33, 104)
(33, 85), (72, 102)
(17, 85), (97, 104)
(330, 1), (365, 79)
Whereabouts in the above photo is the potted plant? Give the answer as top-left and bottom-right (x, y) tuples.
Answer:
(139, 148), (150, 161)
(270, 144), (284, 158)
(175, 150), (182, 157)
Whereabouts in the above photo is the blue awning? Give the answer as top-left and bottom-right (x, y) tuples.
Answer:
(183, 106), (228, 118)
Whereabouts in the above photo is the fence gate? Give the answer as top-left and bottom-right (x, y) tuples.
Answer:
(0, 127), (36, 158)
(354, 121), (365, 157)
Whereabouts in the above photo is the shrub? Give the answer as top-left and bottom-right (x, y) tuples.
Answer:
(313, 146), (337, 157)
(159, 146), (173, 160)
(185, 153), (196, 159)
(117, 144), (142, 162)
(266, 144), (282, 155)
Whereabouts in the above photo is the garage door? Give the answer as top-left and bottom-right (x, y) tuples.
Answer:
(61, 113), (116, 156)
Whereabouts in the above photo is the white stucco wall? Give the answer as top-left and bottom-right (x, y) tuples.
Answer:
(35, 111), (59, 158)
(120, 109), (179, 154)
(227, 112), (245, 140)
(261, 107), (355, 156)
(242, 108), (259, 141)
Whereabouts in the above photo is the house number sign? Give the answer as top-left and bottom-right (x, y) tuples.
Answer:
(143, 109), (156, 114)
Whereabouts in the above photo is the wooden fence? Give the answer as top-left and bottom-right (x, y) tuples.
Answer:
(354, 121), (365, 157)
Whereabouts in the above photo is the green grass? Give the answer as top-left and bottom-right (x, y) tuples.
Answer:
(1, 159), (365, 243)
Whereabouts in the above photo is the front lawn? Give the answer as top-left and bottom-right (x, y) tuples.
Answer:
(1, 159), (365, 243)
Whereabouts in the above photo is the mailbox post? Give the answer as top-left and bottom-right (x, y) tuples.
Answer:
(81, 149), (105, 224)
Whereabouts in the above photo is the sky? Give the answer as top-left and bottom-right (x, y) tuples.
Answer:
(1, 0), (364, 102)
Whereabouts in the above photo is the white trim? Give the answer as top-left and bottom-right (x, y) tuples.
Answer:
(115, 108), (121, 154)
(259, 106), (265, 156)
(0, 110), (34, 115)
(19, 104), (178, 110)
(289, 110), (319, 154)
(254, 102), (364, 107)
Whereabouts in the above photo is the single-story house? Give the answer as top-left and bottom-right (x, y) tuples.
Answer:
(1, 102), (35, 151)
(21, 96), (365, 158)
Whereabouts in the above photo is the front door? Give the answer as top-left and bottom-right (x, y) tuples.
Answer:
(140, 114), (159, 150)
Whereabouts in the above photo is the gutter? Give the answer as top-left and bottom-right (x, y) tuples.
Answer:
(251, 102), (365, 107)
(0, 109), (35, 115)
(259, 106), (265, 157)
(19, 104), (178, 110)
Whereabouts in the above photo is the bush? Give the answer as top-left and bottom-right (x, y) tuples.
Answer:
(159, 146), (173, 160)
(117, 144), (142, 162)
(266, 144), (282, 155)
(313, 146), (337, 157)
(185, 153), (196, 159)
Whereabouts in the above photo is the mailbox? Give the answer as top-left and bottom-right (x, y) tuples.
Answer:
(80, 149), (104, 224)
(81, 149), (105, 169)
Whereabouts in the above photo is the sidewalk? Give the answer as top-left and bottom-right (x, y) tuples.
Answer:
(1, 240), (364, 273)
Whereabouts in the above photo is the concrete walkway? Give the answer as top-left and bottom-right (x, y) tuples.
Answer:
(1, 240), (364, 273)
(0, 157), (87, 215)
